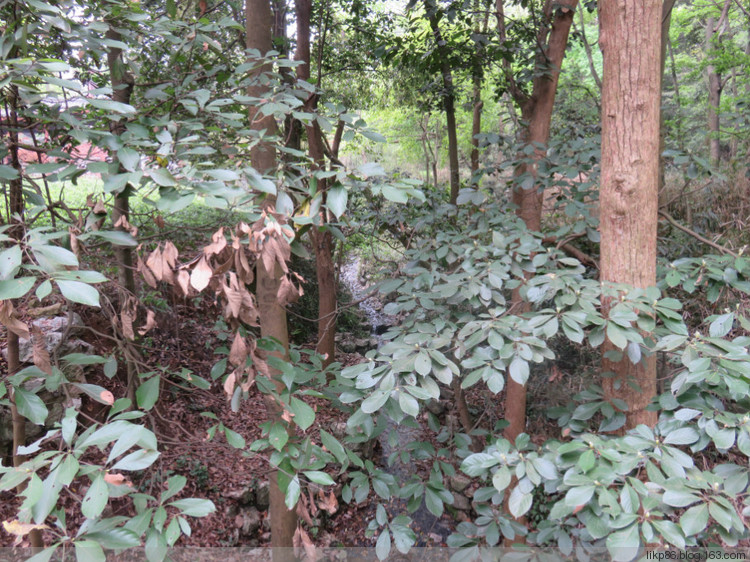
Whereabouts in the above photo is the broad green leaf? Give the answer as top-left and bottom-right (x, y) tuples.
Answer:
(136, 376), (160, 411)
(284, 475), (300, 510)
(679, 503), (709, 536)
(117, 147), (140, 172)
(14, 387), (48, 425)
(0, 277), (35, 300)
(149, 168), (176, 187)
(81, 474), (109, 519)
(662, 489), (700, 508)
(83, 528), (141, 549)
(304, 471), (334, 485)
(111, 449), (160, 471)
(376, 528), (391, 561)
(269, 422), (289, 451)
(508, 486), (533, 517)
(289, 397), (315, 431)
(326, 184), (347, 219)
(564, 485), (595, 507)
(709, 313), (734, 338)
(169, 498), (216, 517)
(56, 280), (100, 307)
(0, 245), (22, 280)
(606, 523), (640, 562)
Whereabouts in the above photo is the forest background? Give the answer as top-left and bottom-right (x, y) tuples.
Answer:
(2, 0), (750, 560)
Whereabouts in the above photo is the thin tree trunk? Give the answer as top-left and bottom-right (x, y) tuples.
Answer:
(295, 0), (337, 368)
(496, 0), (578, 443)
(706, 16), (722, 166)
(246, 0), (297, 551)
(575, 3), (602, 90)
(470, 0), (489, 179)
(659, 0), (676, 193)
(599, 0), (662, 430)
(426, 2), (460, 204)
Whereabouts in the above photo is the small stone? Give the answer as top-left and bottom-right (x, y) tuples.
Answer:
(426, 400), (445, 416)
(255, 481), (270, 510)
(452, 493), (472, 511)
(450, 474), (471, 493)
(235, 507), (262, 536)
(225, 485), (255, 505)
(340, 340), (356, 354)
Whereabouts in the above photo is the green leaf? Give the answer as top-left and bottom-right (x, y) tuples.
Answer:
(111, 449), (160, 471)
(663, 427), (699, 445)
(161, 475), (187, 503)
(289, 397), (315, 431)
(284, 475), (300, 510)
(0, 245), (22, 280)
(117, 147), (140, 172)
(74, 540), (106, 562)
(398, 392), (419, 418)
(0, 277), (35, 300)
(361, 390), (390, 414)
(81, 528), (140, 549)
(415, 352), (431, 376)
(304, 471), (334, 485)
(662, 489), (700, 507)
(89, 98), (136, 115)
(652, 519), (685, 549)
(709, 313), (734, 337)
(679, 503), (709, 536)
(149, 168), (176, 187)
(169, 498), (216, 517)
(508, 486), (533, 517)
(56, 280), (100, 307)
(269, 422), (289, 451)
(81, 474), (109, 519)
(82, 230), (138, 247)
(224, 427), (246, 449)
(492, 467), (512, 491)
(607, 323), (628, 350)
(25, 546), (58, 562)
(136, 376), (160, 411)
(606, 523), (640, 562)
(425, 487), (444, 517)
(14, 387), (49, 425)
(564, 485), (595, 507)
(381, 184), (408, 203)
(508, 356), (529, 385)
(326, 184), (347, 219)
(376, 528), (391, 561)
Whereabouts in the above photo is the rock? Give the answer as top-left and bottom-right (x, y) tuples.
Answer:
(340, 339), (356, 354)
(450, 474), (471, 493)
(452, 493), (472, 511)
(225, 485), (255, 506)
(330, 421), (348, 439)
(32, 313), (84, 335)
(426, 400), (445, 416)
(235, 507), (262, 536)
(354, 338), (372, 353)
(255, 481), (270, 510)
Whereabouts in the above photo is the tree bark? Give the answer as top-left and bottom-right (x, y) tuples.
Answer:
(105, 27), (136, 295)
(470, 0), (489, 179)
(496, 0), (578, 444)
(246, 0), (297, 551)
(706, 16), (722, 166)
(295, 0), (337, 368)
(599, 0), (662, 430)
(426, 2), (460, 204)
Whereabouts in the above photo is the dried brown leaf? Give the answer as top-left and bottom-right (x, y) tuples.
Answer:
(31, 325), (52, 375)
(138, 255), (158, 289)
(204, 227), (227, 256)
(104, 473), (133, 487)
(176, 269), (191, 295)
(317, 490), (338, 515)
(190, 256), (213, 292)
(92, 199), (106, 215)
(228, 333), (247, 367)
(99, 390), (115, 405)
(121, 310), (135, 340)
(223, 370), (237, 399)
(0, 301), (29, 339)
(154, 215), (165, 229)
(277, 275), (301, 306)
(2, 520), (49, 546)
(145, 247), (165, 282)
(296, 495), (313, 526)
(137, 310), (156, 336)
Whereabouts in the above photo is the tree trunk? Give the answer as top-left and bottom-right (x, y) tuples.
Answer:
(295, 0), (337, 367)
(469, 0), (488, 180)
(496, 0), (578, 444)
(426, 2), (460, 204)
(105, 27), (136, 295)
(246, 0), (297, 551)
(599, 0), (661, 430)
(706, 16), (721, 167)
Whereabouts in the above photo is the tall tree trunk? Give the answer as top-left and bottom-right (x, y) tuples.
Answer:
(295, 0), (337, 367)
(706, 16), (722, 167)
(469, 0), (489, 180)
(246, 0), (297, 551)
(426, 2), (460, 204)
(105, 27), (136, 295)
(659, 0), (677, 193)
(496, 0), (578, 444)
(599, 0), (662, 430)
